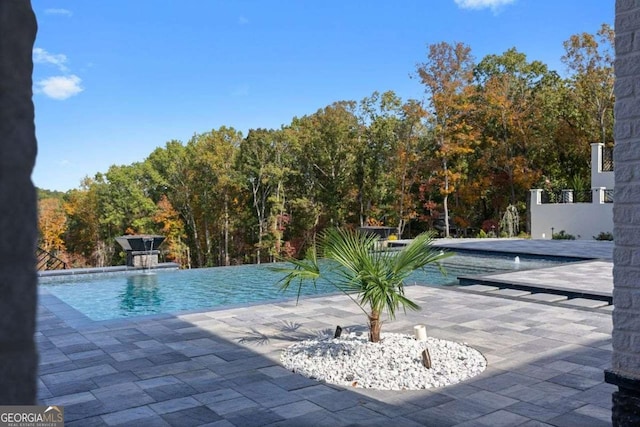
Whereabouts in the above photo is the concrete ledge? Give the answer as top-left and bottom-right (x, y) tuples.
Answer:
(38, 262), (180, 278)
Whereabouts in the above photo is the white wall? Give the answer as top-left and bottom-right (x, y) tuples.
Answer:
(530, 143), (614, 240)
(591, 142), (615, 188)
(530, 189), (613, 239)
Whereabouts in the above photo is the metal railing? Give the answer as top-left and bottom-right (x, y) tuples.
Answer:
(36, 247), (67, 271)
(604, 189), (614, 203)
(540, 190), (593, 204)
(602, 146), (614, 171)
(572, 190), (593, 203)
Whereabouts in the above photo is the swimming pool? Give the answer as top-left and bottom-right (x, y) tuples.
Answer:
(39, 254), (566, 321)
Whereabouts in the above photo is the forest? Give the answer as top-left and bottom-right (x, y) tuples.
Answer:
(37, 25), (614, 269)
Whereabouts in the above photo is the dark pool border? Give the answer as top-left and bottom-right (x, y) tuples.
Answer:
(431, 245), (592, 263)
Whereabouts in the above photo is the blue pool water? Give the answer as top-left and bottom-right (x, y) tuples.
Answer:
(40, 254), (566, 321)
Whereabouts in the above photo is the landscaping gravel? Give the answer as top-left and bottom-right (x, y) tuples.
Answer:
(281, 332), (487, 390)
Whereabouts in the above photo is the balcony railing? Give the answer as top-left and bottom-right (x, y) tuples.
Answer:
(540, 190), (594, 204)
(604, 189), (614, 203)
(602, 146), (614, 171)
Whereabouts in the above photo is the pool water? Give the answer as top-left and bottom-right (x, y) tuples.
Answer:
(40, 254), (566, 321)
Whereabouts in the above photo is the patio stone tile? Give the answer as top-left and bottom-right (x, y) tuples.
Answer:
(548, 372), (604, 391)
(63, 399), (108, 422)
(463, 390), (519, 410)
(91, 383), (155, 412)
(547, 410), (611, 427)
(66, 415), (108, 426)
(504, 401), (562, 422)
(38, 360), (78, 376)
(414, 397), (494, 425)
(92, 371), (140, 388)
(257, 365), (292, 379)
(42, 364), (117, 386)
(523, 293), (568, 302)
(206, 396), (259, 415)
(270, 400), (324, 419)
(46, 378), (97, 397)
(43, 391), (96, 406)
(290, 384), (335, 399)
(146, 351), (192, 365)
(572, 383), (616, 408)
(490, 288), (532, 297)
(269, 373), (321, 391)
(175, 370), (223, 392)
(160, 406), (222, 426)
(109, 357), (154, 372)
(574, 403), (613, 423)
(237, 380), (303, 408)
(471, 372), (540, 392)
(223, 407), (285, 427)
(538, 359), (586, 373)
(146, 383), (199, 402)
(561, 298), (609, 308)
(59, 342), (101, 355)
(133, 360), (204, 379)
(41, 326), (78, 337)
(461, 284), (500, 292)
(135, 375), (182, 389)
(194, 388), (244, 405)
(333, 405), (391, 424)
(307, 390), (366, 412)
(100, 406), (156, 426)
(456, 409), (530, 427)
(149, 396), (201, 414)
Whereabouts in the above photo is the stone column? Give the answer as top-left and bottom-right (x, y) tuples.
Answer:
(606, 1), (640, 424)
(0, 0), (38, 404)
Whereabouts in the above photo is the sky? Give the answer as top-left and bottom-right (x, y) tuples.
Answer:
(31, 0), (614, 192)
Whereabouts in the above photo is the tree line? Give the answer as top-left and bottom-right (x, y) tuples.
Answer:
(38, 24), (614, 268)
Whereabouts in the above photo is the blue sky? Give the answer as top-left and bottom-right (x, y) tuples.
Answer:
(32, 0), (614, 192)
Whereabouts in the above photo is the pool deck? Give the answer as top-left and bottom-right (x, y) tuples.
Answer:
(37, 239), (615, 426)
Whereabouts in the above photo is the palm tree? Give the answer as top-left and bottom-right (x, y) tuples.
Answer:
(276, 228), (450, 343)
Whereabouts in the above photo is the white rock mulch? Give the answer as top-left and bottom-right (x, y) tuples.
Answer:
(280, 332), (486, 390)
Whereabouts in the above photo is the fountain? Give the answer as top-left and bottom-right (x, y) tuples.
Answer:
(115, 235), (165, 269)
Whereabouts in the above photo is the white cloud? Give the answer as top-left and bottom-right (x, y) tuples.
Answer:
(238, 15), (249, 25)
(35, 75), (83, 100)
(33, 47), (69, 72)
(454, 0), (515, 11)
(45, 8), (73, 17)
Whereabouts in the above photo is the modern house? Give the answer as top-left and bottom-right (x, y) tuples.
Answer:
(529, 143), (614, 239)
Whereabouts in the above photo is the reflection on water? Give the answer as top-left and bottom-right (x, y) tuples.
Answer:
(120, 273), (163, 311)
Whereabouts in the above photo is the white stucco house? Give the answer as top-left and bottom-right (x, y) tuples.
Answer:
(529, 143), (614, 240)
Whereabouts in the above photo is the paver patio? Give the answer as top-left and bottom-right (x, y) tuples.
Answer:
(37, 239), (615, 426)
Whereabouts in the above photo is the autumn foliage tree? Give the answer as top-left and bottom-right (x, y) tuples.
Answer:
(37, 24), (614, 267)
(38, 198), (66, 254)
(416, 41), (477, 237)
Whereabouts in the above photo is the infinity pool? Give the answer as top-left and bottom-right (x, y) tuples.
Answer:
(40, 254), (566, 321)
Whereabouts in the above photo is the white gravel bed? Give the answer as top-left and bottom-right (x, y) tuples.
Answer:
(281, 332), (486, 390)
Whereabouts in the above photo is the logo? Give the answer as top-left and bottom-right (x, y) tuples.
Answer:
(0, 406), (64, 427)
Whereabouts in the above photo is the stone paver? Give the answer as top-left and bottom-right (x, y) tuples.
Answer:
(36, 240), (615, 426)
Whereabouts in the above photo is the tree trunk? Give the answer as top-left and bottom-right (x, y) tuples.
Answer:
(368, 310), (382, 343)
(443, 158), (450, 238)
(223, 193), (230, 266)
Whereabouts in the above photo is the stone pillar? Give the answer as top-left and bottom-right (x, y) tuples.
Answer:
(0, 0), (38, 404)
(606, 1), (640, 424)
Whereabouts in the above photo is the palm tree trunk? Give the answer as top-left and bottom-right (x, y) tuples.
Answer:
(368, 309), (382, 343)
